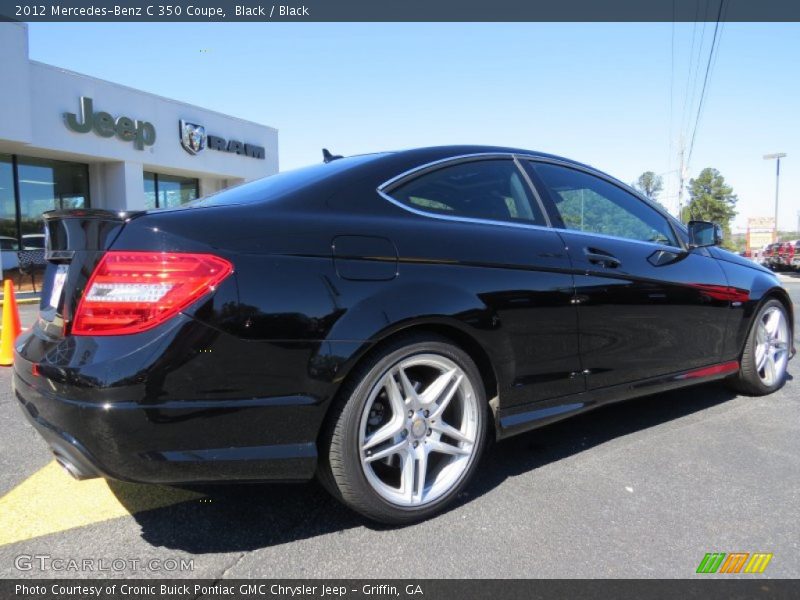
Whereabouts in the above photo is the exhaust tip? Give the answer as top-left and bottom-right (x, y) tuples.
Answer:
(53, 452), (94, 481)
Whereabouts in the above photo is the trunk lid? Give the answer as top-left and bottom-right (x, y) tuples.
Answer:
(39, 209), (144, 338)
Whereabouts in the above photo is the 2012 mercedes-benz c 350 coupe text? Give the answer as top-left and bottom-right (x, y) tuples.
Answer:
(13, 146), (795, 523)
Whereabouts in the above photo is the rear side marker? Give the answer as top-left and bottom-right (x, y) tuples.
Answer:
(72, 252), (233, 336)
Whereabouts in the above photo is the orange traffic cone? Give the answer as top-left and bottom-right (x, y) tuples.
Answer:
(0, 279), (22, 366)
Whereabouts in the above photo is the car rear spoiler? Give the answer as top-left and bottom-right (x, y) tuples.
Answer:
(43, 208), (147, 259)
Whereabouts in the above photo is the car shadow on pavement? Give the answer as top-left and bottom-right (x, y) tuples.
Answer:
(110, 381), (742, 554)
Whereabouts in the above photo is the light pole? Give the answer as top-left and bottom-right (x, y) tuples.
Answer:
(763, 152), (786, 240)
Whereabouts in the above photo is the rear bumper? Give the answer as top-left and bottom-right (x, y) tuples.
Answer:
(12, 316), (331, 484)
(13, 373), (318, 483)
(14, 382), (106, 480)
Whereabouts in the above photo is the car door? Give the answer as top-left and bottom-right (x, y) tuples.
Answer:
(523, 159), (732, 390)
(380, 156), (584, 404)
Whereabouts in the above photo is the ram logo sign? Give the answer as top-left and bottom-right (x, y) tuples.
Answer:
(180, 120), (207, 155)
(178, 120), (265, 160)
(696, 552), (773, 574)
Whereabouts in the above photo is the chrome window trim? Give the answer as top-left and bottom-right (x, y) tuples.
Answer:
(541, 225), (685, 253)
(377, 152), (687, 253)
(377, 189), (555, 234)
(377, 153), (552, 232)
(377, 152), (514, 192)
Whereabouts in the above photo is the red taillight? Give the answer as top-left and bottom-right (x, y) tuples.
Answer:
(72, 252), (233, 336)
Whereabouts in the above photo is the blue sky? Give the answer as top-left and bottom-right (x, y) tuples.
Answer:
(28, 22), (800, 231)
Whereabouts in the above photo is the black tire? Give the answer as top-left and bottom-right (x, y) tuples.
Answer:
(727, 299), (791, 396)
(318, 334), (488, 525)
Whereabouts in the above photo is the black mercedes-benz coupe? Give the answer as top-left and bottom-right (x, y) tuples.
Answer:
(13, 146), (794, 523)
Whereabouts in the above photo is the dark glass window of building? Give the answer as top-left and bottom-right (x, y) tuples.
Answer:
(17, 156), (90, 245)
(144, 172), (199, 209)
(0, 154), (89, 262)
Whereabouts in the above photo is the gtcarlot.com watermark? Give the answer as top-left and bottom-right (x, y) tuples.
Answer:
(14, 554), (194, 573)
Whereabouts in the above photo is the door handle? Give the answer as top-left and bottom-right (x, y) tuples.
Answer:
(584, 247), (621, 268)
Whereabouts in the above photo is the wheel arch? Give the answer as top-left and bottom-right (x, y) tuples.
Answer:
(319, 319), (502, 446)
(735, 285), (795, 361)
(756, 286), (795, 353)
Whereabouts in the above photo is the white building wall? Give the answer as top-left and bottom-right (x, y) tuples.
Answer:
(102, 162), (146, 211)
(0, 23), (33, 145)
(0, 22), (278, 212)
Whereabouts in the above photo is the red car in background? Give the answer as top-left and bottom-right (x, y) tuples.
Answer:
(786, 240), (800, 271)
(761, 243), (779, 269)
(776, 241), (795, 271)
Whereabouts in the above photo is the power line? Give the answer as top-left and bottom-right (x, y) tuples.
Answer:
(675, 2), (704, 219)
(667, 4), (676, 214)
(693, 6), (727, 146)
(683, 5), (710, 139)
(679, 11), (701, 141)
(686, 0), (726, 166)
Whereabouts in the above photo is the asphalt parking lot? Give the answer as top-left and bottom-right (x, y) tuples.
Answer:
(0, 278), (798, 579)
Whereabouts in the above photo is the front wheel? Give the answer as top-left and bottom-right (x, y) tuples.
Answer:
(728, 299), (791, 395)
(319, 336), (488, 524)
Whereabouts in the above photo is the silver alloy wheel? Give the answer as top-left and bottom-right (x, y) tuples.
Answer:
(358, 354), (479, 507)
(754, 305), (790, 386)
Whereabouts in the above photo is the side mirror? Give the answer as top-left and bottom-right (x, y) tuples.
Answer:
(688, 220), (723, 248)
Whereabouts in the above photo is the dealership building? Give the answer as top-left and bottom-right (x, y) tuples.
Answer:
(0, 22), (278, 268)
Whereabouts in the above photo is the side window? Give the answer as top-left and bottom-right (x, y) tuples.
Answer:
(386, 159), (546, 226)
(528, 162), (678, 246)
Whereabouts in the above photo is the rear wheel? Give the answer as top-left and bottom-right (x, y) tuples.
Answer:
(728, 299), (791, 395)
(319, 336), (487, 524)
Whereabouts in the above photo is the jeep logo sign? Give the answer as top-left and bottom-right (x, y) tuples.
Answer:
(179, 119), (265, 160)
(64, 97), (156, 150)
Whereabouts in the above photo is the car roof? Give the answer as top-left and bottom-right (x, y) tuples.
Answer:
(383, 145), (597, 171)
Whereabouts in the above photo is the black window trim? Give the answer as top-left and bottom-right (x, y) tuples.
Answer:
(377, 152), (687, 251)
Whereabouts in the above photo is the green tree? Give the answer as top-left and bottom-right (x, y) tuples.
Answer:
(632, 171), (664, 203)
(682, 168), (738, 249)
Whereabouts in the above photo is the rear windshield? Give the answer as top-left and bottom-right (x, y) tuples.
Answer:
(190, 153), (388, 208)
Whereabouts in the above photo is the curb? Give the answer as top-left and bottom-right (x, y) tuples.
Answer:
(1, 297), (39, 305)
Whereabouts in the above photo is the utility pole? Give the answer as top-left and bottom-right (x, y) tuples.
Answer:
(763, 153), (786, 241)
(676, 139), (687, 222)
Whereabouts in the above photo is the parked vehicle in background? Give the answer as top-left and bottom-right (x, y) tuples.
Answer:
(0, 236), (20, 271)
(761, 244), (772, 267)
(775, 241), (793, 271)
(0, 234), (46, 272)
(789, 240), (800, 271)
(762, 242), (780, 270)
(22, 233), (46, 249)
